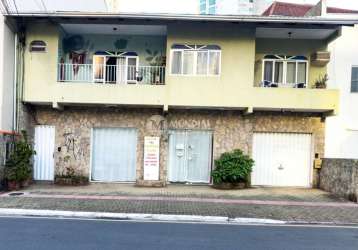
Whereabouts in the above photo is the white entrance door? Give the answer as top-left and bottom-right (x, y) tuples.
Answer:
(126, 57), (138, 84)
(252, 133), (312, 187)
(33, 125), (55, 181)
(116, 57), (126, 84)
(91, 128), (137, 182)
(168, 130), (212, 183)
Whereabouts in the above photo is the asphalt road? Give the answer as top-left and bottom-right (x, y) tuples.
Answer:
(0, 217), (358, 250)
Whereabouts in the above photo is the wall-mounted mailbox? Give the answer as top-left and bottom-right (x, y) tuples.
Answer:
(314, 159), (322, 169)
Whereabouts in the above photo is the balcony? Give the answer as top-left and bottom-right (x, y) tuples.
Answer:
(58, 64), (166, 85)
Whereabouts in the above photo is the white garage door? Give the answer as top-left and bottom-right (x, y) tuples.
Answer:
(91, 128), (137, 182)
(252, 133), (312, 187)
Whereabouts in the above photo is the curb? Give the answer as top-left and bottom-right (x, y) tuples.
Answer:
(1, 208), (357, 227)
(0, 208), (286, 225)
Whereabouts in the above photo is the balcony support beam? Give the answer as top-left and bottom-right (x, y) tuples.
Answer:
(163, 104), (169, 114)
(244, 107), (253, 115)
(52, 102), (63, 111)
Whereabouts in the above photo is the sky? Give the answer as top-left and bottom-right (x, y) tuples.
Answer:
(3, 0), (358, 13)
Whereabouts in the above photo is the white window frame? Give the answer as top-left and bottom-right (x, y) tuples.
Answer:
(351, 66), (358, 93)
(170, 46), (221, 77)
(262, 55), (309, 87)
(200, 0), (216, 14)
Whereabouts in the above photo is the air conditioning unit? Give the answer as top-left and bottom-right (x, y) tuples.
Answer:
(311, 51), (330, 66)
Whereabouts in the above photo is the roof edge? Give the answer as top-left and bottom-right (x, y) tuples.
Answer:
(4, 11), (357, 25)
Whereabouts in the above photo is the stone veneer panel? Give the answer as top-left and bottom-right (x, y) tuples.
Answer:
(35, 107), (324, 186)
(320, 159), (358, 202)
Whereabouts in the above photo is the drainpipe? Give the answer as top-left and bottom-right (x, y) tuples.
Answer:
(12, 33), (17, 132)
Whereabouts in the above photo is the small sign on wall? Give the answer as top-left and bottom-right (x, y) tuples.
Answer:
(143, 136), (160, 181)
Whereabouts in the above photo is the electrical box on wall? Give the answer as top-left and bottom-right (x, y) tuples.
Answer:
(311, 51), (330, 66)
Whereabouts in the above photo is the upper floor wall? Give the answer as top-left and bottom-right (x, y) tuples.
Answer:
(22, 21), (338, 114)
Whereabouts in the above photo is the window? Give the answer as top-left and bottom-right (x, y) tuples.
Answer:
(199, 0), (216, 14)
(262, 55), (308, 87)
(351, 66), (358, 92)
(170, 44), (221, 76)
(29, 40), (47, 52)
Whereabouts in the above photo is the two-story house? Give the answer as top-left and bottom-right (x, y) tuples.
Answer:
(6, 11), (355, 188)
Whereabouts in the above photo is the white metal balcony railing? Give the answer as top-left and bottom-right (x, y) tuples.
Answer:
(58, 64), (166, 84)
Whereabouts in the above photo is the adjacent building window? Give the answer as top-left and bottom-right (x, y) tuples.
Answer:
(262, 55), (308, 87)
(351, 66), (358, 92)
(170, 44), (221, 76)
(200, 0), (216, 14)
(29, 40), (47, 52)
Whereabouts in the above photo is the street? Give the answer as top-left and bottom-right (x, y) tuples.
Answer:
(0, 217), (357, 250)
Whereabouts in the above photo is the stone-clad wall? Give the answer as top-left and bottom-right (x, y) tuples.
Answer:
(320, 159), (358, 202)
(35, 107), (324, 186)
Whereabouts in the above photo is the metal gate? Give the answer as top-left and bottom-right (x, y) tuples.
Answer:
(252, 132), (312, 187)
(33, 125), (55, 181)
(168, 130), (212, 183)
(91, 128), (137, 182)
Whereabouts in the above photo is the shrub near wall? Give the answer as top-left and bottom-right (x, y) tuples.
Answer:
(212, 149), (254, 189)
(320, 159), (358, 202)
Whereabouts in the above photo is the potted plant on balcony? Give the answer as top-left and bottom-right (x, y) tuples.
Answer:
(314, 74), (328, 89)
(4, 131), (35, 191)
(212, 149), (254, 190)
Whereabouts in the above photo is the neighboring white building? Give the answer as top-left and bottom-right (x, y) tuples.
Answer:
(199, 0), (272, 15)
(307, 0), (358, 159)
(0, 14), (15, 133)
(325, 23), (358, 159)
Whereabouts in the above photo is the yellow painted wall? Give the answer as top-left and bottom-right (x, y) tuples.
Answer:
(22, 22), (338, 113)
(165, 23), (256, 107)
(23, 23), (59, 103)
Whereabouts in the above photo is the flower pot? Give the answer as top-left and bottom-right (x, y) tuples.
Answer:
(7, 181), (20, 191)
(232, 182), (247, 189)
(212, 182), (247, 190)
(21, 178), (33, 188)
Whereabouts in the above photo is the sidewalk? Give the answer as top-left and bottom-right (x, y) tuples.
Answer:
(0, 183), (357, 225)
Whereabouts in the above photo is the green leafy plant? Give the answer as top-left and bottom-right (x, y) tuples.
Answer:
(4, 131), (36, 183)
(145, 49), (165, 66)
(315, 74), (328, 89)
(211, 149), (254, 185)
